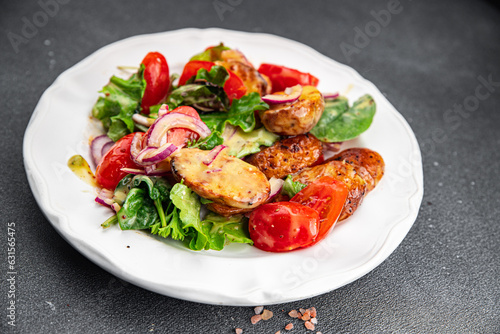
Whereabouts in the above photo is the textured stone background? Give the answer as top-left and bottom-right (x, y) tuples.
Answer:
(1, 0), (499, 333)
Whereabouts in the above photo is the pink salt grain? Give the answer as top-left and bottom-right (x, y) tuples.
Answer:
(309, 307), (317, 318)
(285, 323), (294, 330)
(235, 328), (243, 334)
(301, 310), (311, 321)
(251, 314), (262, 324)
(305, 321), (315, 331)
(254, 306), (264, 315)
(288, 310), (299, 318)
(261, 309), (273, 321)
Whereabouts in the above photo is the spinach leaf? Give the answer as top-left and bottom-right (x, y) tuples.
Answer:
(117, 188), (159, 230)
(92, 65), (146, 141)
(200, 92), (269, 134)
(201, 213), (253, 251)
(282, 175), (307, 198)
(310, 95), (376, 142)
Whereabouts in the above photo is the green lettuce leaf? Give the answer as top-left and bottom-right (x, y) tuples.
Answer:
(282, 175), (307, 198)
(190, 43), (230, 62)
(222, 124), (279, 158)
(117, 188), (159, 230)
(310, 95), (376, 142)
(92, 65), (146, 141)
(201, 213), (253, 251)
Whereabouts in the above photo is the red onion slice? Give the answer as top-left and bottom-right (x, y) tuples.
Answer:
(121, 168), (147, 175)
(95, 188), (114, 208)
(202, 145), (227, 166)
(158, 104), (169, 117)
(130, 132), (146, 165)
(90, 135), (113, 166)
(323, 142), (342, 152)
(262, 84), (302, 104)
(141, 143), (178, 164)
(147, 112), (211, 147)
(268, 177), (284, 201)
(144, 164), (171, 176)
(323, 92), (339, 100)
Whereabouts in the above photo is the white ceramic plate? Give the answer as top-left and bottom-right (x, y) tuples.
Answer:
(23, 28), (423, 306)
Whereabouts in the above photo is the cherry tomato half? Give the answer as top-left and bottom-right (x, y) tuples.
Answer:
(249, 202), (319, 252)
(177, 60), (247, 102)
(95, 133), (142, 190)
(290, 176), (348, 244)
(257, 63), (319, 93)
(141, 52), (170, 114)
(165, 106), (201, 147)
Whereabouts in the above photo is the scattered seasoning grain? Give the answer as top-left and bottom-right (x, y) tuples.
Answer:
(275, 331), (281, 334)
(305, 321), (315, 331)
(299, 308), (306, 314)
(251, 314), (262, 324)
(235, 328), (243, 334)
(311, 317), (318, 325)
(288, 310), (299, 318)
(254, 306), (264, 315)
(285, 323), (294, 330)
(309, 307), (317, 318)
(301, 309), (311, 321)
(262, 309), (273, 320)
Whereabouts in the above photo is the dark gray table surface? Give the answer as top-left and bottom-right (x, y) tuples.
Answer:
(1, 0), (499, 333)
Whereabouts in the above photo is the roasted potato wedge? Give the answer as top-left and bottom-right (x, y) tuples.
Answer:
(246, 133), (323, 179)
(205, 202), (254, 217)
(292, 160), (367, 221)
(259, 86), (325, 135)
(171, 148), (270, 209)
(328, 148), (385, 192)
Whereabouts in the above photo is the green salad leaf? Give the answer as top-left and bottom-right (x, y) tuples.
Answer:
(222, 124), (279, 158)
(201, 213), (253, 251)
(200, 92), (269, 133)
(92, 65), (146, 141)
(190, 43), (231, 62)
(166, 65), (230, 111)
(310, 95), (376, 142)
(282, 175), (308, 198)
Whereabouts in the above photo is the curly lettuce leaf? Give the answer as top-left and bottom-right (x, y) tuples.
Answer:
(311, 95), (376, 142)
(92, 65), (146, 141)
(201, 213), (253, 251)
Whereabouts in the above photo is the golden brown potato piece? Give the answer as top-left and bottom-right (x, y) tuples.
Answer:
(246, 134), (323, 179)
(292, 160), (367, 221)
(328, 148), (385, 192)
(259, 86), (324, 136)
(171, 148), (269, 209)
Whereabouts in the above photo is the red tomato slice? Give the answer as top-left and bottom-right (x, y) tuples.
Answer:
(290, 176), (348, 245)
(257, 63), (319, 93)
(165, 106), (201, 147)
(248, 202), (319, 252)
(140, 52), (170, 114)
(177, 60), (246, 102)
(95, 133), (142, 190)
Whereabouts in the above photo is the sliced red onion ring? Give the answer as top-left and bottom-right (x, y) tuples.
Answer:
(132, 114), (155, 127)
(144, 164), (171, 176)
(268, 177), (284, 201)
(262, 84), (302, 104)
(158, 104), (169, 117)
(141, 143), (178, 164)
(95, 188), (115, 208)
(90, 135), (113, 166)
(202, 145), (227, 166)
(323, 92), (340, 100)
(130, 132), (146, 165)
(147, 112), (211, 147)
(206, 168), (222, 173)
(121, 168), (147, 175)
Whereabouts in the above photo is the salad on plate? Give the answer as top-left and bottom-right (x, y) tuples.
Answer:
(71, 43), (384, 252)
